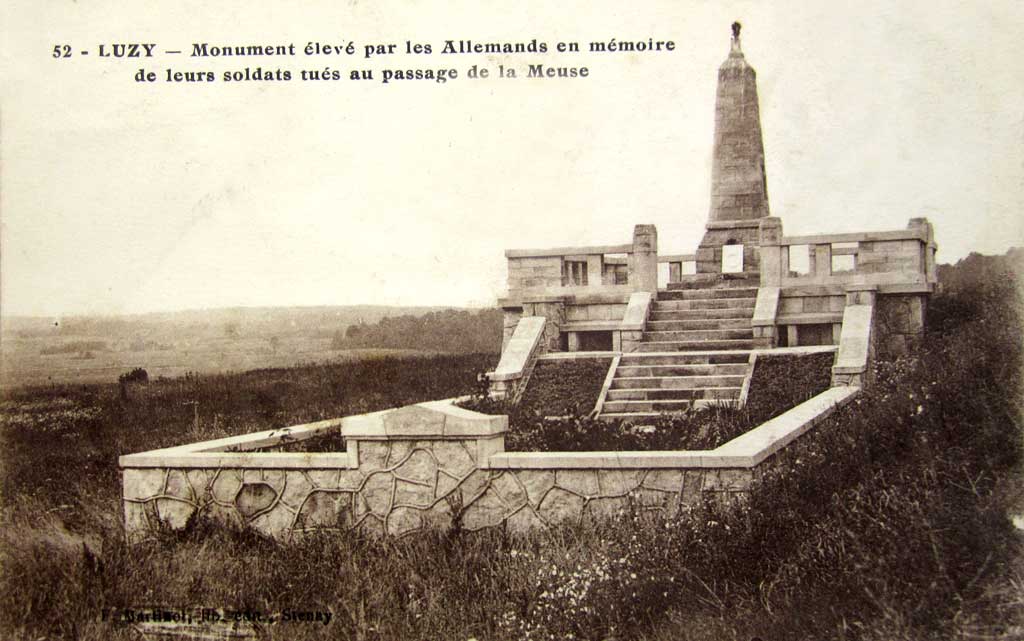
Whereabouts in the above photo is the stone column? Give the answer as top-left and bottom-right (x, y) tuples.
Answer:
(630, 224), (658, 295)
(758, 217), (783, 286)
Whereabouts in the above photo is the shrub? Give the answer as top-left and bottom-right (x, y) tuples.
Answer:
(118, 368), (149, 385)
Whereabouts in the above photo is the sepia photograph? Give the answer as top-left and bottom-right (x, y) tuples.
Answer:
(1, 1), (1022, 639)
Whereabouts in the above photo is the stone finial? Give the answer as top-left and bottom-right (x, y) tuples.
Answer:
(730, 21), (743, 55)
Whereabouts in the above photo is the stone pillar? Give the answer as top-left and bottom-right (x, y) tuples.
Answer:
(523, 299), (566, 352)
(908, 217), (938, 285)
(758, 217), (783, 286)
(630, 224), (658, 295)
(500, 309), (522, 353)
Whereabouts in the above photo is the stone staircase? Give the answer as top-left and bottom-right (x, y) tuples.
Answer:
(600, 275), (761, 419)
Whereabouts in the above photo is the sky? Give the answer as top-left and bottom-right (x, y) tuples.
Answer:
(2, 0), (1022, 317)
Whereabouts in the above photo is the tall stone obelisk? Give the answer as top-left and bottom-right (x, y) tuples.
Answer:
(695, 22), (770, 275)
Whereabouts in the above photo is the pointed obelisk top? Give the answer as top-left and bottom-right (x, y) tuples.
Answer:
(731, 21), (742, 54)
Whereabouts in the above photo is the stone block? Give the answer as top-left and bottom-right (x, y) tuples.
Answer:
(211, 470), (243, 504)
(634, 489), (672, 510)
(156, 498), (196, 530)
(359, 515), (385, 538)
(186, 470), (213, 503)
(394, 479), (433, 509)
(385, 440), (415, 467)
(516, 470), (555, 507)
(586, 496), (630, 522)
(359, 442), (391, 471)
(423, 499), (454, 530)
(280, 471), (314, 510)
(435, 470), (461, 499)
(506, 506), (547, 534)
(361, 472), (394, 516)
(382, 406), (446, 437)
(680, 470), (705, 506)
(462, 487), (509, 531)
(490, 472), (528, 509)
(250, 503), (295, 537)
(294, 487), (346, 528)
(235, 482), (278, 519)
(393, 449), (436, 484)
(556, 470), (600, 496)
(202, 502), (244, 529)
(458, 469), (491, 504)
(432, 441), (476, 477)
(642, 469), (683, 493)
(123, 469), (165, 501)
(538, 487), (585, 524)
(165, 470), (193, 501)
(598, 470), (644, 497)
(124, 501), (151, 537)
(706, 469), (753, 491)
(803, 297), (828, 313)
(387, 506), (424, 537)
(779, 297), (803, 315)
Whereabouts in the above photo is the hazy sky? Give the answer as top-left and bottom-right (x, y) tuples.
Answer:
(2, 1), (1022, 317)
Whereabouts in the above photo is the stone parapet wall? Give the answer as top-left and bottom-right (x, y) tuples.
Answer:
(122, 388), (859, 541)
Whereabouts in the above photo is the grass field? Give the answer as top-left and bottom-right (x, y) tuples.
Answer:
(0, 304), (472, 388)
(0, 264), (1022, 640)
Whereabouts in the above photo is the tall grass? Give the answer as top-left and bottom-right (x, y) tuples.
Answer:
(0, 275), (1021, 639)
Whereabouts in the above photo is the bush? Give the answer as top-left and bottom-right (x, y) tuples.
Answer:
(517, 358), (611, 416)
(118, 368), (149, 385)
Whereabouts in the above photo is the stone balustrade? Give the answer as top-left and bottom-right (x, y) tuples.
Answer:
(658, 254), (697, 284)
(759, 217), (937, 291)
(756, 217), (936, 355)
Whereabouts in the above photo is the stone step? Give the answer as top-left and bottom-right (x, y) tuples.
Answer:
(646, 318), (752, 331)
(618, 351), (751, 366)
(649, 307), (754, 321)
(600, 399), (739, 420)
(615, 363), (749, 377)
(605, 387), (742, 401)
(641, 328), (754, 342)
(665, 273), (760, 290)
(610, 374), (747, 390)
(635, 339), (758, 352)
(602, 396), (740, 413)
(657, 287), (758, 301)
(653, 298), (756, 311)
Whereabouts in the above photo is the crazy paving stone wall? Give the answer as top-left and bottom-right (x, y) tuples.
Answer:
(122, 441), (754, 541)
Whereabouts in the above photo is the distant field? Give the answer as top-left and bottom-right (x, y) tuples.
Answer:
(0, 304), (498, 389)
(0, 335), (432, 388)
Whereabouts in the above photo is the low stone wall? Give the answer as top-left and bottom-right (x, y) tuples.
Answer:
(121, 388), (859, 541)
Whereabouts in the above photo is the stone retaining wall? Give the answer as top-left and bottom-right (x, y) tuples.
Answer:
(121, 389), (859, 541)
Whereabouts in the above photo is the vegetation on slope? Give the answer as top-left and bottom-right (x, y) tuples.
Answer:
(516, 358), (612, 416)
(460, 350), (834, 452)
(0, 251), (1020, 640)
(331, 308), (503, 354)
